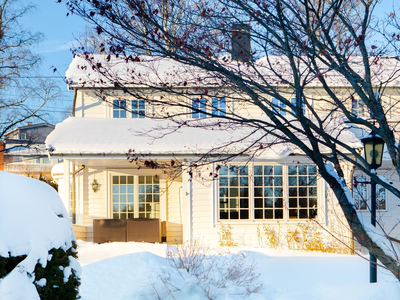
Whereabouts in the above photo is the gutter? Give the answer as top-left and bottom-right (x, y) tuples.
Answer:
(72, 88), (77, 117)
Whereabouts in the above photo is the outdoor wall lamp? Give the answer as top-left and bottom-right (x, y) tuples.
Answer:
(361, 130), (385, 284)
(92, 179), (99, 193)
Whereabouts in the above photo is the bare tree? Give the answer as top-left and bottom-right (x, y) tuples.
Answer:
(61, 0), (400, 280)
(0, 0), (59, 141)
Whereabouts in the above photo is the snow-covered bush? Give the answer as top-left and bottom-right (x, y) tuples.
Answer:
(153, 242), (262, 299)
(0, 171), (81, 299)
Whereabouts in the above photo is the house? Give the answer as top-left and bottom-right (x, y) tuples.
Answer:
(1, 123), (58, 179)
(45, 53), (400, 247)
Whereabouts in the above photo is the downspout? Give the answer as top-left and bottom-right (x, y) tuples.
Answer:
(188, 163), (193, 245)
(349, 163), (356, 254)
(72, 88), (77, 117)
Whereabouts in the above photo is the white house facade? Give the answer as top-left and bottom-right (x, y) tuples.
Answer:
(45, 55), (400, 247)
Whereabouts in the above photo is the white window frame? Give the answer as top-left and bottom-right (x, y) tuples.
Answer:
(353, 175), (387, 212)
(272, 98), (286, 115)
(215, 163), (321, 223)
(107, 170), (166, 220)
(189, 97), (232, 118)
(109, 98), (152, 119)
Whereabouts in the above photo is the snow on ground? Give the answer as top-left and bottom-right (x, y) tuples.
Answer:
(77, 240), (400, 300)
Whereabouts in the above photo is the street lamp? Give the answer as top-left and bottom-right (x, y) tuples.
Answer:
(361, 130), (385, 283)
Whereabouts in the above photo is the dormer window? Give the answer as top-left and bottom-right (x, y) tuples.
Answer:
(113, 100), (127, 118)
(132, 100), (145, 118)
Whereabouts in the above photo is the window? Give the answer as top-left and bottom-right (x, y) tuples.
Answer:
(192, 98), (207, 118)
(112, 174), (160, 219)
(20, 133), (26, 140)
(132, 100), (145, 118)
(219, 166), (249, 220)
(272, 98), (286, 115)
(212, 98), (226, 117)
(254, 165), (283, 219)
(288, 165), (317, 219)
(353, 176), (386, 211)
(113, 100), (127, 118)
(291, 98), (305, 115)
(351, 98), (364, 117)
(218, 164), (318, 221)
(138, 175), (160, 218)
(354, 176), (367, 210)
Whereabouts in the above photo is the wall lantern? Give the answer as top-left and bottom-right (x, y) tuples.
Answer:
(92, 179), (99, 193)
(360, 130), (385, 284)
(361, 131), (385, 170)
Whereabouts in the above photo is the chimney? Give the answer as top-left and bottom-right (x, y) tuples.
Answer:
(0, 141), (4, 171)
(26, 122), (32, 126)
(231, 24), (251, 62)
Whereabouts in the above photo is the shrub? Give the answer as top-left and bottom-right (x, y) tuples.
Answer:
(218, 224), (237, 247)
(153, 242), (262, 299)
(34, 241), (80, 300)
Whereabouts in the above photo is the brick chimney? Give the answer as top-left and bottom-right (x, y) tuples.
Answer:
(231, 24), (251, 62)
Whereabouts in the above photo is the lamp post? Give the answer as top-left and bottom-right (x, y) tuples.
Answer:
(361, 130), (385, 283)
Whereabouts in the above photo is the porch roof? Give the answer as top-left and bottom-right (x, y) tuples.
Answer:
(45, 117), (362, 160)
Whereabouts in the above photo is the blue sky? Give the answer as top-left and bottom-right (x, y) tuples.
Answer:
(18, 1), (90, 124)
(21, 1), (88, 77)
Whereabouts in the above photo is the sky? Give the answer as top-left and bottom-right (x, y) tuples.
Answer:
(18, 1), (90, 124)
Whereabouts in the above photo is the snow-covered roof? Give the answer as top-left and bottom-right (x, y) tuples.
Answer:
(45, 117), (361, 159)
(66, 54), (400, 89)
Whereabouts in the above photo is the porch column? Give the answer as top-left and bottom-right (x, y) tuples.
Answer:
(62, 159), (71, 215)
(182, 163), (193, 244)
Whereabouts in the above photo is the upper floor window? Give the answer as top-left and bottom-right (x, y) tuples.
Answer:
(351, 98), (364, 117)
(113, 100), (127, 118)
(192, 98), (207, 118)
(132, 100), (145, 118)
(272, 98), (286, 115)
(353, 176), (386, 211)
(212, 98), (226, 117)
(291, 98), (305, 115)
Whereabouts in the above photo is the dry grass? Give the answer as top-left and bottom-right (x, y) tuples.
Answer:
(257, 221), (352, 254)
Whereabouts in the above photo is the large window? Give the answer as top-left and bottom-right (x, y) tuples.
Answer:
(218, 164), (318, 221)
(112, 174), (160, 219)
(353, 176), (386, 211)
